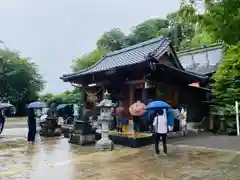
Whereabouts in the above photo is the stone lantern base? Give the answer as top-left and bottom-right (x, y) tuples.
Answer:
(39, 117), (62, 137)
(69, 120), (95, 145)
(95, 138), (114, 151)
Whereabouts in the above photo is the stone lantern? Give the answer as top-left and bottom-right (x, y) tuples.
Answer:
(95, 90), (115, 151)
(69, 103), (95, 145)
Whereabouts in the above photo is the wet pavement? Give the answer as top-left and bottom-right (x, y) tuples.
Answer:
(1, 128), (240, 180)
(170, 133), (240, 151)
(5, 120), (27, 129)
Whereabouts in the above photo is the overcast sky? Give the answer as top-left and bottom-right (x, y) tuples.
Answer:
(0, 0), (181, 94)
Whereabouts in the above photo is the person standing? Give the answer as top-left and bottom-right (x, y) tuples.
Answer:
(0, 110), (6, 134)
(133, 115), (140, 133)
(153, 109), (172, 157)
(180, 106), (187, 136)
(27, 108), (37, 144)
(115, 101), (124, 132)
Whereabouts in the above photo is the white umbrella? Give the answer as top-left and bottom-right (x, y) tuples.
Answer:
(0, 103), (13, 109)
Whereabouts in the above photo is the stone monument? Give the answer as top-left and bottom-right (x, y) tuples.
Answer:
(69, 104), (95, 145)
(39, 103), (61, 137)
(95, 90), (115, 151)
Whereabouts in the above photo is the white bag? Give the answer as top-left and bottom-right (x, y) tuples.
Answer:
(40, 114), (47, 122)
(58, 117), (64, 125)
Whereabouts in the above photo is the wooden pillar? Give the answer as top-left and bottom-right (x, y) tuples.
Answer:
(142, 81), (148, 104)
(210, 115), (214, 130)
(129, 84), (134, 106)
(128, 84), (134, 129)
(82, 85), (87, 103)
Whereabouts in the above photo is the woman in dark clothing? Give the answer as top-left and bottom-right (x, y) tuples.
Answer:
(133, 115), (140, 133)
(0, 110), (6, 134)
(27, 108), (37, 143)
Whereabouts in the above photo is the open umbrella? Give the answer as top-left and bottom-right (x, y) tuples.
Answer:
(129, 101), (146, 116)
(56, 104), (68, 111)
(0, 103), (13, 109)
(146, 101), (171, 110)
(28, 101), (46, 109)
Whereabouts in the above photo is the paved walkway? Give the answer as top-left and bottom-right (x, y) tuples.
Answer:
(0, 128), (240, 180)
(0, 137), (240, 180)
(5, 120), (27, 129)
(170, 133), (240, 151)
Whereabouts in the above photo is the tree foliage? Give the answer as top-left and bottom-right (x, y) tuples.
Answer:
(39, 88), (82, 107)
(126, 19), (168, 45)
(71, 47), (108, 72)
(96, 28), (126, 51)
(212, 45), (240, 105)
(0, 48), (44, 115)
(202, 0), (240, 45)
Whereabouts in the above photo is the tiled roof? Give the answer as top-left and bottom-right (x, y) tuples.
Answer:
(62, 37), (173, 79)
(178, 44), (223, 75)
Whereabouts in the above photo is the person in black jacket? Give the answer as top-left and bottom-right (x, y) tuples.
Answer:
(27, 108), (37, 143)
(0, 110), (6, 134)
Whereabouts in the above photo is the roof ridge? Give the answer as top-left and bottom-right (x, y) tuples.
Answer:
(177, 43), (223, 56)
(105, 36), (166, 58)
(63, 36), (168, 78)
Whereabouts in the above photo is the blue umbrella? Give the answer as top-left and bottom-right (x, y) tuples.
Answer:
(146, 101), (171, 110)
(167, 108), (174, 126)
(28, 101), (46, 108)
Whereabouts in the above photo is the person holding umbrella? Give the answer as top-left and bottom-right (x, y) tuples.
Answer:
(0, 110), (6, 134)
(0, 103), (14, 134)
(146, 101), (174, 157)
(152, 109), (170, 157)
(27, 108), (37, 143)
(129, 100), (146, 134)
(27, 101), (45, 143)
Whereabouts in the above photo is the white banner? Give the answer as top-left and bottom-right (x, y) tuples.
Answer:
(236, 101), (239, 136)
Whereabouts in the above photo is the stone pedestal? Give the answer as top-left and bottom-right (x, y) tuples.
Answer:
(95, 118), (114, 151)
(39, 117), (61, 137)
(69, 120), (95, 145)
(61, 124), (74, 138)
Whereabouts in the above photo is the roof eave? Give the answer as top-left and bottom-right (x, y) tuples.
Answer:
(156, 64), (208, 81)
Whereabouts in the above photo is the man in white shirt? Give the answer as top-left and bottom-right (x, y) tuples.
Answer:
(152, 109), (172, 157)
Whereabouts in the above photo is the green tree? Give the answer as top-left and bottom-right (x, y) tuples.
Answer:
(71, 47), (108, 72)
(180, 28), (215, 49)
(166, 4), (198, 49)
(0, 48), (44, 115)
(97, 28), (126, 51)
(126, 19), (168, 45)
(212, 45), (240, 106)
(200, 0), (240, 45)
(40, 88), (82, 106)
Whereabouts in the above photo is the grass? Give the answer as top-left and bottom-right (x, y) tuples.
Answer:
(7, 116), (27, 121)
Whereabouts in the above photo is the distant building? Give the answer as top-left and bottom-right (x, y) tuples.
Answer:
(178, 44), (223, 80)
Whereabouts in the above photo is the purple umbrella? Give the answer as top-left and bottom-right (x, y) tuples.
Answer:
(28, 101), (46, 109)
